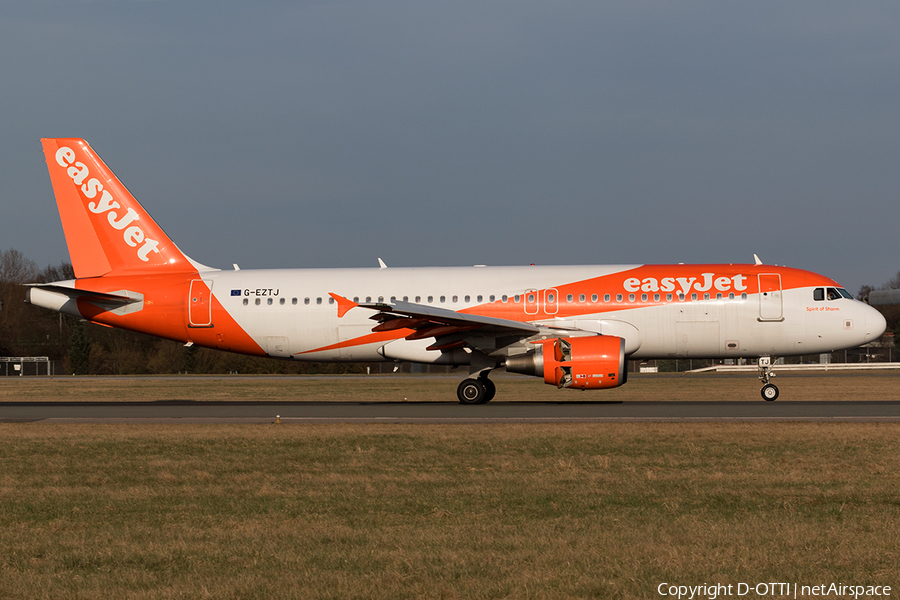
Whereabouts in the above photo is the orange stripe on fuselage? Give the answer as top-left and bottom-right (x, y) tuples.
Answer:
(459, 264), (839, 322)
(74, 273), (265, 356)
(296, 330), (411, 355)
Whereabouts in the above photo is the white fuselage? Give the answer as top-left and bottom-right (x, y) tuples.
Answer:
(192, 264), (883, 363)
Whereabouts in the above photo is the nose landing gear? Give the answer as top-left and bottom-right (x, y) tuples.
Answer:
(758, 357), (779, 401)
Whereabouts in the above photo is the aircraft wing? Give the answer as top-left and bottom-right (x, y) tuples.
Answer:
(329, 293), (539, 352)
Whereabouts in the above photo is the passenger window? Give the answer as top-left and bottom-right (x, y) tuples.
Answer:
(616, 294), (623, 302)
(267, 298), (273, 305)
(691, 293), (698, 301)
(403, 296), (408, 302)
(440, 296), (446, 303)
(604, 294), (610, 302)
(716, 293), (722, 300)
(427, 296), (433, 303)
(567, 294), (573, 302)
(280, 298), (285, 305)
(703, 293), (710, 300)
(353, 297), (359, 303)
(477, 295), (483, 302)
(501, 295), (508, 302)
(741, 292), (748, 300)
(316, 297), (322, 305)
(378, 296), (384, 303)
(490, 295), (495, 302)
(329, 297), (335, 304)
(814, 288), (825, 301)
(365, 296), (372, 303)
(243, 298), (248, 306)
(304, 298), (310, 305)
(641, 294), (647, 302)
(452, 295), (458, 303)
(592, 294), (599, 302)
(464, 295), (470, 302)
(628, 293), (635, 302)
(547, 294), (555, 303)
(255, 298), (261, 306)
(728, 292), (735, 300)
(666, 293), (673, 301)
(527, 293), (535, 303)
(654, 293), (660, 301)
(292, 298), (298, 305)
(514, 295), (521, 303)
(579, 294), (586, 302)
(678, 293), (685, 301)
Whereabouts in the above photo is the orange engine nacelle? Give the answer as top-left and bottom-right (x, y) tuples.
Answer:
(505, 335), (627, 390)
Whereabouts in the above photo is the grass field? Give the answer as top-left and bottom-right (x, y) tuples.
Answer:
(0, 422), (898, 599)
(0, 375), (898, 598)
(1, 370), (900, 403)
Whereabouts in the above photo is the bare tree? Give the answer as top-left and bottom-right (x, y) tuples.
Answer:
(38, 261), (75, 283)
(0, 248), (38, 284)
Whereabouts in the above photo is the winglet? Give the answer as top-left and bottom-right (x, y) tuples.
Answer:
(378, 258), (387, 269)
(329, 293), (358, 318)
(753, 254), (763, 265)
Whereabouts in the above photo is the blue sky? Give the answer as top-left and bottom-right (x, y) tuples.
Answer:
(2, 1), (898, 293)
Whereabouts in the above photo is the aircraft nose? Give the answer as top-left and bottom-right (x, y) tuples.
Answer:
(864, 304), (887, 343)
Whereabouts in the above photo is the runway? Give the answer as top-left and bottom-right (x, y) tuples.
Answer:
(3, 400), (900, 423)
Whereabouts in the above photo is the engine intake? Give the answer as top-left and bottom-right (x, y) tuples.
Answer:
(505, 335), (627, 390)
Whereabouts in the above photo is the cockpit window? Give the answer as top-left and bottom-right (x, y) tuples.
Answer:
(816, 287), (852, 301)
(826, 287), (851, 301)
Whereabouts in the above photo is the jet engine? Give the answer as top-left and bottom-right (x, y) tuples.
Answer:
(505, 335), (627, 389)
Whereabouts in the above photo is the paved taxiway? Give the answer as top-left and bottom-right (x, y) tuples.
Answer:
(2, 401), (900, 423)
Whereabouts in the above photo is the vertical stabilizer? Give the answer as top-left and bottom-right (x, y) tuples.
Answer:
(41, 138), (196, 278)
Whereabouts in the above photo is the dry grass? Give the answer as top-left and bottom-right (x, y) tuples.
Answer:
(1, 370), (900, 403)
(0, 423), (898, 599)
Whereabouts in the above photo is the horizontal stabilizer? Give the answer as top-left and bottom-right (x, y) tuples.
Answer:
(25, 282), (144, 317)
(26, 283), (139, 303)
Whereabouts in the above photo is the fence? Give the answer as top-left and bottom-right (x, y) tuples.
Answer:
(0, 357), (60, 376)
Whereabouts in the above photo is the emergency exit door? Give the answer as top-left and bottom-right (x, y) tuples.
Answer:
(189, 280), (213, 327)
(758, 274), (783, 321)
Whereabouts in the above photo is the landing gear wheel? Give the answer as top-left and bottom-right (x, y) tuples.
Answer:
(480, 377), (496, 403)
(457, 378), (487, 404)
(757, 357), (779, 401)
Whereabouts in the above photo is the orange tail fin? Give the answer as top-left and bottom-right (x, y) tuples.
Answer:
(41, 138), (201, 278)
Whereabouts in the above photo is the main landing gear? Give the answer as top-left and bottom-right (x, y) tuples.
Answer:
(758, 357), (779, 401)
(457, 376), (496, 405)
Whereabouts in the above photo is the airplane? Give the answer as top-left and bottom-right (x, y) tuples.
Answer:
(26, 138), (887, 403)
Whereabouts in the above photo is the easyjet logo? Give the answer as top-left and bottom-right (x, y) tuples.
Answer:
(623, 273), (749, 295)
(55, 147), (160, 262)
